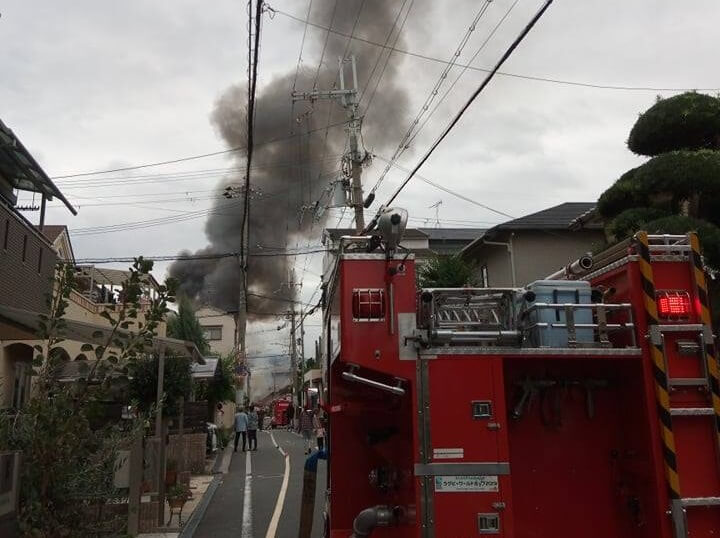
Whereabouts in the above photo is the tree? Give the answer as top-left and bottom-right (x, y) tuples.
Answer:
(0, 259), (176, 536)
(417, 255), (477, 289)
(597, 92), (720, 268)
(127, 352), (193, 416)
(167, 295), (210, 355)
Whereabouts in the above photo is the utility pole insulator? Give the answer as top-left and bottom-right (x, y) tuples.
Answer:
(292, 55), (366, 234)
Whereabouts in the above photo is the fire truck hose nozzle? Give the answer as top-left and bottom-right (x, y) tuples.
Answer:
(350, 505), (396, 537)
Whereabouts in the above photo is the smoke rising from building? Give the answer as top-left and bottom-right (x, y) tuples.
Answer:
(170, 0), (414, 318)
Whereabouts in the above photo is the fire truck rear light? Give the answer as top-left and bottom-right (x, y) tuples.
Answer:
(352, 289), (385, 321)
(656, 290), (692, 320)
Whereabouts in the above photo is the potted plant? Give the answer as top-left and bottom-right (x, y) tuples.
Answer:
(166, 483), (191, 526)
(165, 459), (178, 487)
(166, 483), (191, 507)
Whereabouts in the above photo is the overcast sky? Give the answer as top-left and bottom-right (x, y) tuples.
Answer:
(3, 0), (719, 394)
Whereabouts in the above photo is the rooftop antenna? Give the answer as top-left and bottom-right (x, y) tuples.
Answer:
(429, 200), (443, 228)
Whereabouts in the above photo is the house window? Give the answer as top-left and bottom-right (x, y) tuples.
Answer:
(21, 235), (27, 262)
(12, 362), (31, 409)
(481, 265), (489, 287)
(2, 219), (8, 250)
(203, 326), (223, 341)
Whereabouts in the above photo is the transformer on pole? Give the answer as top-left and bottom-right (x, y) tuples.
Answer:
(292, 55), (367, 234)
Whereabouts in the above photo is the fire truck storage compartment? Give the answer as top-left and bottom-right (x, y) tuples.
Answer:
(505, 357), (664, 538)
(525, 280), (593, 347)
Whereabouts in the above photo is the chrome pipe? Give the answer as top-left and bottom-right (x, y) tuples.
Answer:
(545, 254), (593, 280)
(430, 329), (521, 345)
(341, 371), (406, 396)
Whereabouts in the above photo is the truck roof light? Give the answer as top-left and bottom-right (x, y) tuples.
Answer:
(656, 290), (692, 320)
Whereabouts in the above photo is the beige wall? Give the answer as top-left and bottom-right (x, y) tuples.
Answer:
(467, 230), (606, 288)
(197, 306), (236, 357)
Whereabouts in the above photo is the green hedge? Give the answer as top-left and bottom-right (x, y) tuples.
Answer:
(597, 150), (720, 222)
(628, 92), (720, 156)
(607, 208), (669, 240)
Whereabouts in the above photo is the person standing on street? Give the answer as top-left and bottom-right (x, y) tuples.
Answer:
(300, 407), (315, 454)
(257, 406), (265, 431)
(286, 402), (295, 431)
(313, 408), (326, 451)
(234, 407), (248, 452)
(247, 404), (259, 451)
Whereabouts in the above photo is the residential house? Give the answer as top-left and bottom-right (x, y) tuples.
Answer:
(459, 202), (605, 288)
(196, 305), (238, 428)
(0, 119), (76, 409)
(34, 224), (74, 262)
(196, 305), (237, 357)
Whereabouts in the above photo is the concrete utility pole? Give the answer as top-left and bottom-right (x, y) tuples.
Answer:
(299, 308), (305, 408)
(290, 306), (298, 409)
(292, 55), (367, 234)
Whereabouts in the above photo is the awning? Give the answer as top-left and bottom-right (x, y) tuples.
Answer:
(0, 304), (204, 362)
(0, 119), (76, 215)
(191, 358), (220, 379)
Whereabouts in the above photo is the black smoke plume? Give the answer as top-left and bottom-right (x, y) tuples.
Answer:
(170, 0), (414, 317)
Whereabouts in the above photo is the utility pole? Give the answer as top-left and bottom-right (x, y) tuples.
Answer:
(292, 55), (367, 234)
(299, 308), (305, 409)
(290, 306), (298, 410)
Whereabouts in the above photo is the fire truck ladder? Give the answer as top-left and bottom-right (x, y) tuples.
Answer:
(637, 233), (720, 537)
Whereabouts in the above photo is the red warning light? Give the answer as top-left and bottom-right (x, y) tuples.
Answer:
(656, 290), (692, 320)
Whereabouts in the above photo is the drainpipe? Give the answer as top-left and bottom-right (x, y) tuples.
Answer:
(482, 233), (517, 287)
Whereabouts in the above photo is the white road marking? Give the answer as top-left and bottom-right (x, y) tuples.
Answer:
(265, 431), (291, 538)
(242, 450), (253, 538)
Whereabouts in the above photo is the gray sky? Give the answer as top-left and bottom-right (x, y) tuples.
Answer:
(3, 0), (719, 395)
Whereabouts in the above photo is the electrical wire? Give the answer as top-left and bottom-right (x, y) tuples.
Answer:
(366, 0), (556, 232)
(51, 120), (351, 180)
(368, 1), (495, 197)
(269, 5), (719, 94)
(74, 247), (328, 264)
(372, 153), (514, 219)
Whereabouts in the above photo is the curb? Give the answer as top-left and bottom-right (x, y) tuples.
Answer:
(177, 474), (222, 538)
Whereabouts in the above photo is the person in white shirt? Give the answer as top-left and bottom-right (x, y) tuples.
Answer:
(234, 408), (249, 452)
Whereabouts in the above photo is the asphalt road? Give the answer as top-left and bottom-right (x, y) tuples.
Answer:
(193, 429), (327, 538)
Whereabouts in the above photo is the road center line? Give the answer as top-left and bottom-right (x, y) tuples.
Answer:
(242, 450), (253, 538)
(265, 431), (291, 538)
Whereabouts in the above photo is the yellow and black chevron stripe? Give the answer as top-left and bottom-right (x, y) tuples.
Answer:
(688, 232), (720, 454)
(635, 231), (681, 500)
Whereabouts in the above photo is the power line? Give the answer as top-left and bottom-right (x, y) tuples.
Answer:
(74, 248), (328, 264)
(372, 153), (514, 219)
(366, 0), (556, 232)
(368, 1), (495, 197)
(270, 5), (720, 94)
(51, 120), (351, 180)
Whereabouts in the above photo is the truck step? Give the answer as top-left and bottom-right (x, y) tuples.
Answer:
(670, 407), (715, 416)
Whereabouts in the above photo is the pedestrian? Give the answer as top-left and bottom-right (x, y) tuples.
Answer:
(313, 408), (325, 451)
(286, 402), (295, 430)
(300, 407), (315, 454)
(234, 407), (248, 452)
(257, 406), (265, 431)
(247, 404), (259, 451)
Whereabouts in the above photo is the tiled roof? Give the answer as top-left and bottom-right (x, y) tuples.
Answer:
(494, 202), (601, 230)
(417, 228), (485, 241)
(35, 224), (67, 243)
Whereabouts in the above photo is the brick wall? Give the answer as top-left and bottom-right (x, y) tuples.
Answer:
(166, 433), (206, 474)
(138, 500), (159, 533)
(0, 202), (57, 313)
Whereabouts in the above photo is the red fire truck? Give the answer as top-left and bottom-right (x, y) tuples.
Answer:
(320, 208), (720, 537)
